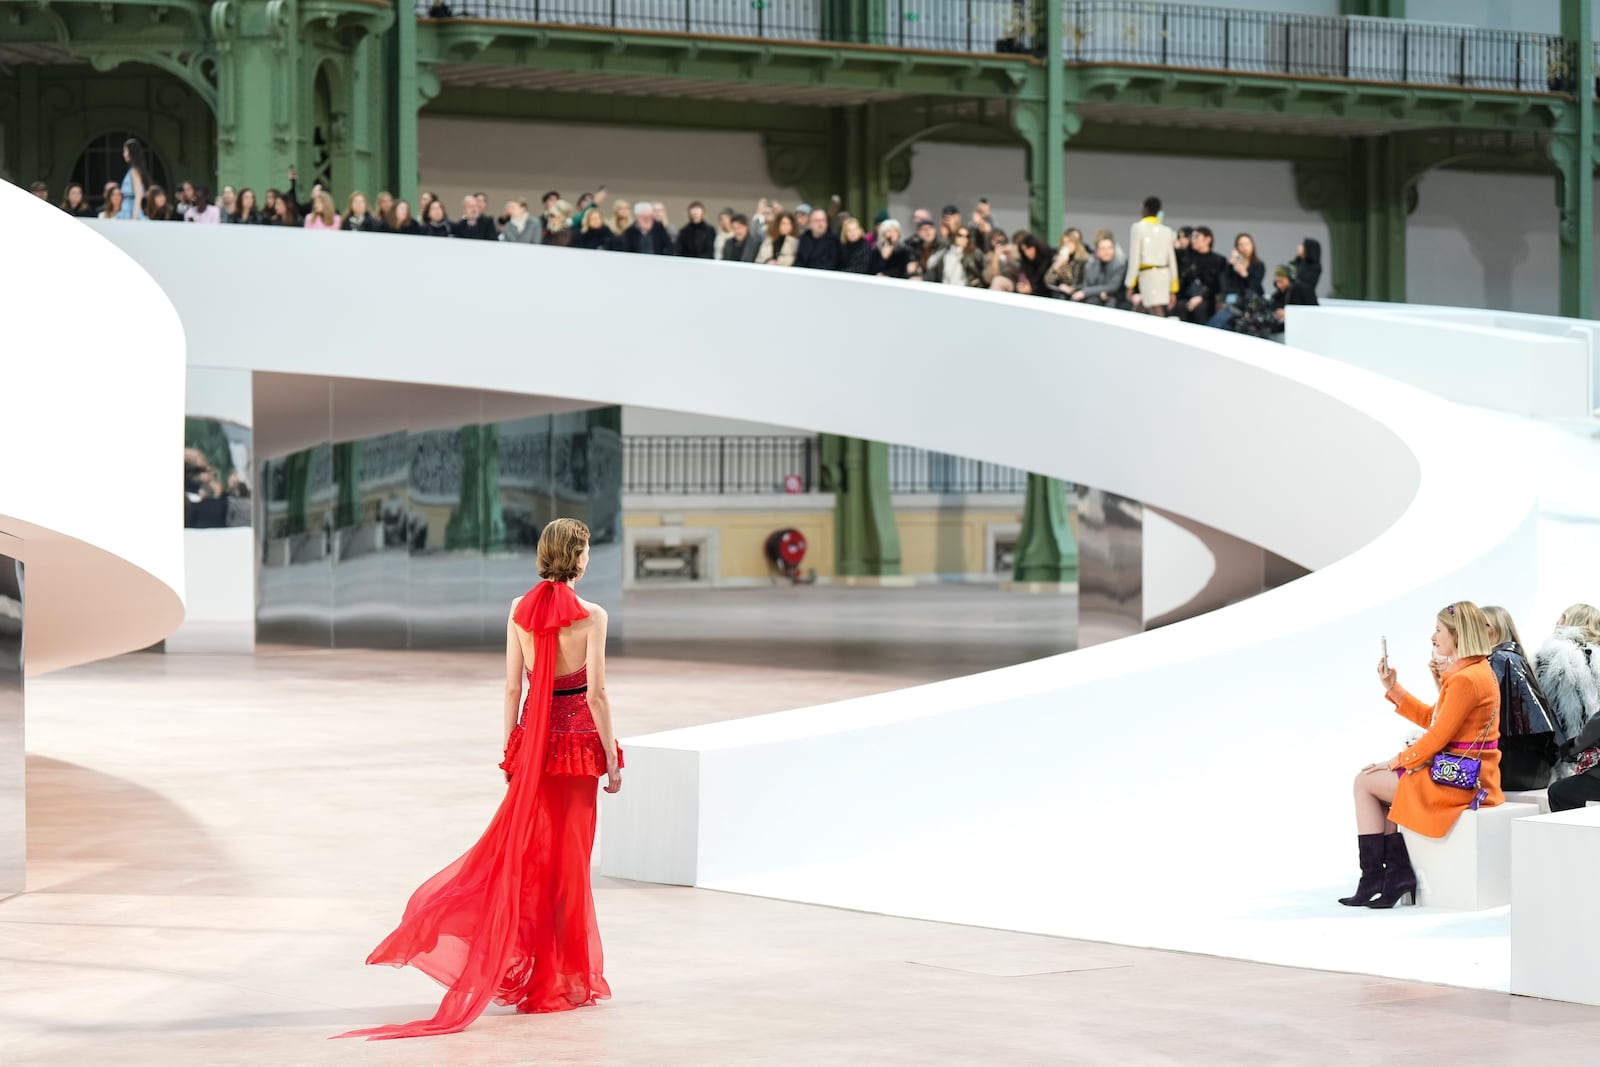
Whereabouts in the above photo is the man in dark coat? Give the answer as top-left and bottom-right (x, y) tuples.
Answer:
(795, 208), (841, 270)
(620, 203), (673, 255)
(720, 213), (761, 263)
(675, 201), (717, 259)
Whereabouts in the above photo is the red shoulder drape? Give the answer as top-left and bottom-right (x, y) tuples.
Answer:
(335, 581), (589, 1040)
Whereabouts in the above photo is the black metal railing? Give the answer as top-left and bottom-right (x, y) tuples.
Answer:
(1064, 1), (1570, 92)
(624, 435), (821, 495)
(417, 0), (1041, 55)
(622, 436), (1029, 495)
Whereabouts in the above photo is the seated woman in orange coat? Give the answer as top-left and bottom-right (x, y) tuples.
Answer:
(1341, 601), (1503, 909)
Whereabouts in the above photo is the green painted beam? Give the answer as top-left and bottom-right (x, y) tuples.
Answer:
(426, 84), (831, 134)
(1341, 0), (1405, 15)
(1558, 0), (1595, 318)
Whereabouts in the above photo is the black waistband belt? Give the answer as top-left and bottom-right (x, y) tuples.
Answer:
(553, 684), (588, 697)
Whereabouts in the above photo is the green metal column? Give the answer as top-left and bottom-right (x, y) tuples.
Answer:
(391, 0), (422, 203)
(1294, 137), (1410, 303)
(1556, 0), (1595, 319)
(445, 425), (508, 552)
(822, 434), (902, 580)
(212, 0), (304, 193)
(1012, 0), (1078, 587)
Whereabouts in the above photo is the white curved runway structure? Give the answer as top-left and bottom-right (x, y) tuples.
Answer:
(66, 217), (1600, 991)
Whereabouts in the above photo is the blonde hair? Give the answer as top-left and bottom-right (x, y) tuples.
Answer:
(1559, 603), (1600, 646)
(1481, 605), (1525, 652)
(310, 189), (338, 226)
(538, 518), (590, 582)
(1439, 601), (1494, 658)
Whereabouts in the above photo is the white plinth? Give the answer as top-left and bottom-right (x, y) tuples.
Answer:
(1401, 802), (1536, 910)
(598, 745), (700, 886)
(1503, 789), (1551, 815)
(1511, 805), (1600, 1004)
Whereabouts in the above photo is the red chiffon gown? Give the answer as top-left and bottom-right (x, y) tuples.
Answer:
(336, 581), (622, 1040)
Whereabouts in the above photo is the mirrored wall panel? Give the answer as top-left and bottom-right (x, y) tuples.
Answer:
(257, 375), (620, 649)
(0, 553), (22, 894)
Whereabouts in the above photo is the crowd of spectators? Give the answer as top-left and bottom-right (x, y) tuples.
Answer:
(32, 136), (1321, 340)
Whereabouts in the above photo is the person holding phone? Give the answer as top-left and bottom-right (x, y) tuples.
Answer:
(1205, 233), (1264, 329)
(1340, 602), (1503, 908)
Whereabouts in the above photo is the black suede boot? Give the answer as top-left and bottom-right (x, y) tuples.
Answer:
(1365, 832), (1418, 908)
(1337, 833), (1386, 906)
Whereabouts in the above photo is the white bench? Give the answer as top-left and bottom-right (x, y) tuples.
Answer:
(1503, 789), (1551, 814)
(1399, 802), (1538, 910)
(1511, 806), (1600, 1004)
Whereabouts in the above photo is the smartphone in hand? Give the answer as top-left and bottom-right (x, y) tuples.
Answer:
(1381, 636), (1389, 666)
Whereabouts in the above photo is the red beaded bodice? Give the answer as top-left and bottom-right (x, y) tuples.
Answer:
(499, 664), (622, 779)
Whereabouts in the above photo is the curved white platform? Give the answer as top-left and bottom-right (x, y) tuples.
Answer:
(3, 186), (185, 673)
(87, 222), (1583, 990)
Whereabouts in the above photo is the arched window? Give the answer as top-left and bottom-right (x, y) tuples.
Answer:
(70, 131), (170, 213)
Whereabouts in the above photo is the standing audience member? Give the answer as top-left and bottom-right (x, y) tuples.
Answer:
(228, 188), (262, 224)
(719, 213), (761, 263)
(144, 186), (178, 221)
(1126, 196), (1179, 317)
(1291, 238), (1323, 294)
(621, 202), (673, 254)
(184, 186), (221, 224)
(837, 216), (872, 273)
(575, 208), (620, 250)
(871, 220), (913, 279)
(795, 209), (841, 270)
(652, 201), (673, 239)
(543, 200), (575, 246)
(455, 195), (499, 240)
(1477, 605), (1559, 792)
(119, 138), (150, 220)
(1535, 605), (1600, 806)
(756, 213), (798, 266)
(1182, 226), (1227, 324)
(1074, 236), (1129, 308)
(341, 192), (379, 232)
(375, 191), (397, 231)
(99, 183), (123, 220)
(421, 198), (453, 237)
(500, 198), (542, 244)
(674, 201), (717, 259)
(59, 183), (95, 218)
(304, 190), (341, 231)
(1206, 233), (1265, 328)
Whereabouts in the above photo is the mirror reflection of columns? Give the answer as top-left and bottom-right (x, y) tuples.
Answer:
(0, 549), (23, 896)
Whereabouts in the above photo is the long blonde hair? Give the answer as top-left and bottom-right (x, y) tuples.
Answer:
(310, 189), (338, 226)
(1481, 605), (1526, 652)
(1439, 601), (1494, 658)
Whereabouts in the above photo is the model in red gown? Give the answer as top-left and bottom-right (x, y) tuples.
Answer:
(336, 580), (620, 1040)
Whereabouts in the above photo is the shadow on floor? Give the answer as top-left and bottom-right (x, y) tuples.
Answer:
(24, 755), (241, 896)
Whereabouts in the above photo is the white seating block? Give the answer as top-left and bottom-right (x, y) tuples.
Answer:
(1512, 805), (1600, 1005)
(1400, 802), (1537, 910)
(1503, 789), (1551, 814)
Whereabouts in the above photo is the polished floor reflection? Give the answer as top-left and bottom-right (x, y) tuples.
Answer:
(7, 588), (1600, 1063)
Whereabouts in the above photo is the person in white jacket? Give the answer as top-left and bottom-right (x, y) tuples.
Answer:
(1125, 196), (1179, 317)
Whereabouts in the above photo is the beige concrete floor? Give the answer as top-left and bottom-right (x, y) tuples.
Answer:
(6, 587), (1600, 1064)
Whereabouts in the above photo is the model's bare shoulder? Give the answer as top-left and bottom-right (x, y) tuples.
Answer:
(580, 600), (608, 623)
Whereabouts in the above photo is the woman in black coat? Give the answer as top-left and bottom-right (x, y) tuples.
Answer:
(574, 209), (619, 250)
(837, 217), (873, 274)
(1206, 233), (1265, 328)
(1291, 237), (1322, 294)
(869, 220), (913, 279)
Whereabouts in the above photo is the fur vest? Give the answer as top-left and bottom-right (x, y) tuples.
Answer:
(1534, 627), (1600, 745)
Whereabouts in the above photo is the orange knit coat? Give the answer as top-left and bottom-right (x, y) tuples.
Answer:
(1386, 656), (1503, 838)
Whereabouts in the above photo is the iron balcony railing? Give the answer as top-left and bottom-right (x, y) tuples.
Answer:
(417, 0), (1041, 54)
(1064, 1), (1571, 92)
(622, 436), (1028, 495)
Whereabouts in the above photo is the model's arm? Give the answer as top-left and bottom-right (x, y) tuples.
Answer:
(504, 607), (525, 746)
(584, 607), (622, 792)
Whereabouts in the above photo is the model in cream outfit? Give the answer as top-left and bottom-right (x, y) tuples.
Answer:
(1125, 196), (1179, 316)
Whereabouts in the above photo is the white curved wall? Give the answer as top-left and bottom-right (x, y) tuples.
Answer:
(3, 185), (186, 673)
(91, 223), (1546, 987)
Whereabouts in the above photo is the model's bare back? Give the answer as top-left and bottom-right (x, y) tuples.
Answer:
(512, 595), (605, 676)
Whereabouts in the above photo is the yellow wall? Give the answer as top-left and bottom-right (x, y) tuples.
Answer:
(626, 502), (1029, 582)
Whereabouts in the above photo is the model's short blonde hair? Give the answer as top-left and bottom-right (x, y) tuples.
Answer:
(1440, 601), (1494, 658)
(538, 518), (590, 582)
